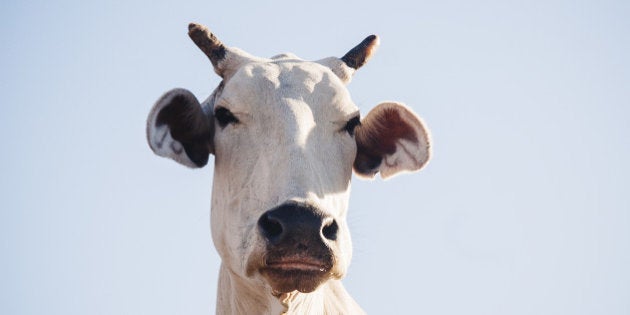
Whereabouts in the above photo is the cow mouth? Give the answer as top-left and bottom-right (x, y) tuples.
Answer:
(266, 256), (330, 272)
(260, 255), (334, 293)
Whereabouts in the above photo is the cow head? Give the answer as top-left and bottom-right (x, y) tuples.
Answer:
(147, 23), (431, 295)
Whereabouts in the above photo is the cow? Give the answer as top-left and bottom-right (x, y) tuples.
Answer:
(146, 23), (431, 314)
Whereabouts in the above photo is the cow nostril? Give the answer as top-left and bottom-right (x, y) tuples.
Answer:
(322, 219), (338, 241)
(258, 213), (283, 240)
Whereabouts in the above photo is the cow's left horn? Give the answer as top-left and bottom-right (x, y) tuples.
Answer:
(341, 35), (380, 70)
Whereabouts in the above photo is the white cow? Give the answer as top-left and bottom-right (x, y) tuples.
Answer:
(147, 23), (431, 314)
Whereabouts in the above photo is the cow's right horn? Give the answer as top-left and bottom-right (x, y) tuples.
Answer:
(188, 23), (227, 70)
(188, 23), (258, 79)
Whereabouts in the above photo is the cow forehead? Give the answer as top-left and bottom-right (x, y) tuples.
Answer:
(218, 59), (358, 117)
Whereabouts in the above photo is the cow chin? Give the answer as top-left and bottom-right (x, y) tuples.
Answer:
(262, 267), (331, 294)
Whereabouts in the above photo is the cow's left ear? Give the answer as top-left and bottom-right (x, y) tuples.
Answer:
(353, 102), (431, 179)
(146, 88), (214, 168)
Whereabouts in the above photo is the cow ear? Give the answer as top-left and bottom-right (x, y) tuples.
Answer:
(353, 102), (431, 179)
(146, 88), (214, 168)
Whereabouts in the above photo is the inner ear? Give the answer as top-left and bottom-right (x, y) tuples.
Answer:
(353, 102), (431, 179)
(147, 88), (214, 168)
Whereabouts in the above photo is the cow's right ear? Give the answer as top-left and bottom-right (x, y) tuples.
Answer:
(353, 102), (431, 179)
(146, 88), (214, 168)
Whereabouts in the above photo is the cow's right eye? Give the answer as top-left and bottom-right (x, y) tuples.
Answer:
(215, 107), (239, 127)
(344, 116), (361, 136)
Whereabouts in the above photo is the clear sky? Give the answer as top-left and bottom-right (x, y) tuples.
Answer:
(2, 0), (629, 314)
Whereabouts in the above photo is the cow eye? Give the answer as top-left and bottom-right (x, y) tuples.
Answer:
(344, 116), (361, 136)
(215, 107), (239, 127)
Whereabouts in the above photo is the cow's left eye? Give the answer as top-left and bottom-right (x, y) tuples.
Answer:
(344, 116), (361, 136)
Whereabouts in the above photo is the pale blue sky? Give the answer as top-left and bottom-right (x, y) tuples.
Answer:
(2, 0), (629, 314)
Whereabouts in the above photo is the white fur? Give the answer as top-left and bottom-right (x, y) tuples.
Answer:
(209, 60), (359, 314)
(147, 34), (431, 314)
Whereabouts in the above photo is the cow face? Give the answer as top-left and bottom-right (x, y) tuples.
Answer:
(146, 23), (431, 295)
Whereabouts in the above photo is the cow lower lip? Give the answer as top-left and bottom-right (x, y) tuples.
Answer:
(257, 253), (335, 293)
(266, 261), (328, 272)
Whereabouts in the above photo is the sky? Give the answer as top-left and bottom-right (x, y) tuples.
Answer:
(1, 0), (629, 314)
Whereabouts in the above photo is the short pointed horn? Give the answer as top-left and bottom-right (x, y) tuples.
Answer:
(188, 23), (227, 71)
(340, 35), (380, 70)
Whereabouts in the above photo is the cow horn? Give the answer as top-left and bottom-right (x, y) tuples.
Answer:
(341, 35), (380, 70)
(188, 23), (227, 70)
(188, 23), (259, 78)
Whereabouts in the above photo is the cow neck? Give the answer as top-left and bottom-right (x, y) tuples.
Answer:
(216, 264), (271, 314)
(273, 281), (365, 315)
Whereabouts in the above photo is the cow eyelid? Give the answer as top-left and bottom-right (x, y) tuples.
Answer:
(215, 107), (239, 127)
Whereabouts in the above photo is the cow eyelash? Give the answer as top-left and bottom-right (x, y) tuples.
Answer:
(344, 116), (361, 136)
(215, 107), (239, 127)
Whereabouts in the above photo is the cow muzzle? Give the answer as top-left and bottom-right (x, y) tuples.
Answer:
(254, 201), (340, 293)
